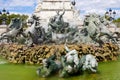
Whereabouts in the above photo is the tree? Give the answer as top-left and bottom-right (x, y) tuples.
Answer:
(0, 14), (29, 25)
(113, 18), (120, 27)
(113, 18), (120, 22)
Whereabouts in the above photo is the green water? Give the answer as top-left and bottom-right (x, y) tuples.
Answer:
(0, 60), (120, 80)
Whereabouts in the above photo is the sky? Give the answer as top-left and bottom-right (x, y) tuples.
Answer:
(0, 0), (120, 19)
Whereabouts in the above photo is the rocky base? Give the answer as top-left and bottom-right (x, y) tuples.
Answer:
(0, 43), (119, 64)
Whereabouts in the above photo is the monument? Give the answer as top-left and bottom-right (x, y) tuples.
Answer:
(34, 0), (83, 28)
(0, 0), (119, 79)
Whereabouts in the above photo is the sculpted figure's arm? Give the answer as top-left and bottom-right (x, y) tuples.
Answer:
(65, 50), (76, 57)
(61, 9), (65, 16)
(59, 9), (65, 20)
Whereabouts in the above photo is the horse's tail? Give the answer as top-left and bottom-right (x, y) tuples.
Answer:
(0, 32), (7, 39)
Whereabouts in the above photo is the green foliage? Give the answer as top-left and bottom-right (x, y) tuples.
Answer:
(104, 16), (120, 27)
(113, 18), (120, 22)
(113, 18), (120, 27)
(0, 14), (28, 25)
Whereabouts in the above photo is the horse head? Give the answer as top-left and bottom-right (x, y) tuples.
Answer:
(28, 18), (34, 24)
(8, 18), (22, 30)
(89, 14), (101, 26)
(84, 14), (101, 36)
(99, 16), (110, 26)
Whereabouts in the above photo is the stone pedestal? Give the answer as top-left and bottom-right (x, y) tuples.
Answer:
(34, 0), (83, 27)
(0, 25), (7, 35)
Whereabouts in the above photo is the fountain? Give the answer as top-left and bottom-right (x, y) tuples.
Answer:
(0, 0), (119, 78)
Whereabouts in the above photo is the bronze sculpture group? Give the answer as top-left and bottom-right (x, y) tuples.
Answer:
(0, 10), (119, 47)
(36, 44), (98, 77)
(0, 9), (119, 78)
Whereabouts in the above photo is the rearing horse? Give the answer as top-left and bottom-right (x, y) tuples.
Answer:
(84, 14), (117, 46)
(97, 16), (117, 43)
(84, 14), (104, 46)
(23, 15), (45, 46)
(0, 18), (23, 43)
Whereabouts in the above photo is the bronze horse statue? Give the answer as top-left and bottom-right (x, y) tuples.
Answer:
(0, 18), (23, 43)
(82, 14), (117, 46)
(23, 15), (46, 46)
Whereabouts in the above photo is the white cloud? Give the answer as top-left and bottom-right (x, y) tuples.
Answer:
(10, 0), (36, 7)
(0, 0), (37, 7)
(0, 0), (120, 18)
(76, 0), (120, 9)
(75, 0), (120, 18)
